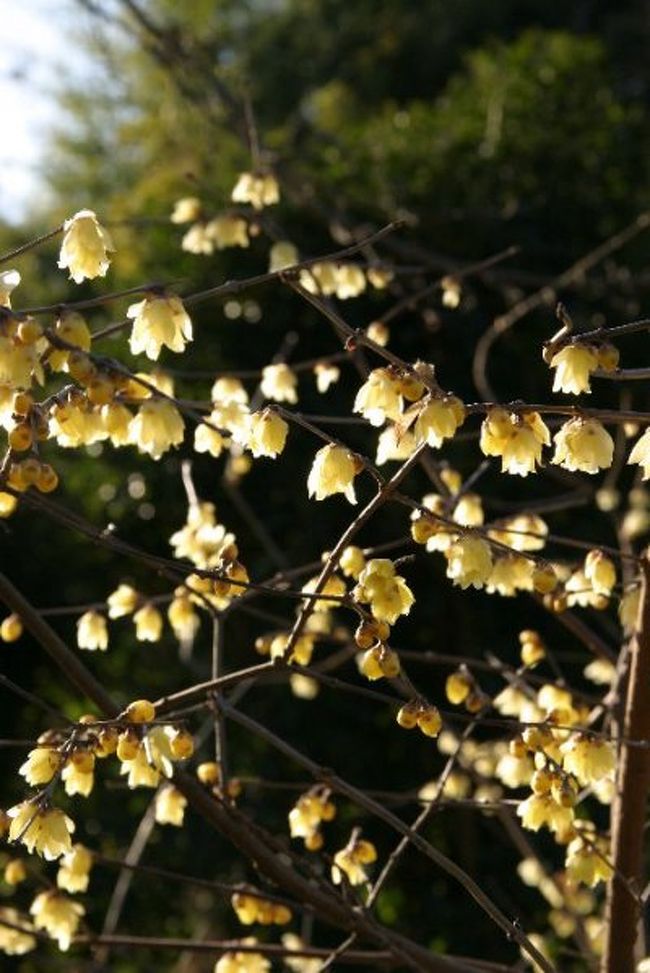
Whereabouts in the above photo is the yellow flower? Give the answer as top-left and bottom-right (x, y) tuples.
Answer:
(299, 261), (339, 295)
(628, 428), (650, 480)
(584, 549), (616, 595)
(353, 368), (402, 426)
(194, 421), (226, 457)
(181, 222), (214, 254)
(127, 294), (193, 360)
(488, 513), (548, 552)
(0, 334), (42, 389)
(231, 170), (280, 209)
(550, 343), (600, 394)
(0, 613), (23, 641)
(552, 418), (614, 474)
(486, 554), (534, 596)
(48, 311), (92, 371)
(155, 786), (187, 826)
(133, 603), (163, 642)
(480, 409), (549, 476)
(129, 399), (185, 459)
(560, 735), (615, 786)
(30, 890), (84, 951)
(445, 535), (493, 589)
(269, 240), (298, 271)
(0, 270), (20, 307)
(339, 545), (366, 579)
(61, 755), (95, 797)
(314, 362), (340, 393)
(334, 264), (366, 299)
(212, 376), (249, 405)
(332, 836), (377, 885)
(215, 940), (271, 973)
(206, 215), (250, 249)
(376, 425), (417, 465)
(76, 610), (108, 651)
(170, 197), (201, 224)
(260, 363), (298, 404)
(565, 833), (613, 887)
(57, 844), (92, 893)
(168, 594), (200, 642)
(247, 409), (289, 458)
(516, 793), (574, 834)
(0, 907), (36, 955)
(307, 443), (358, 503)
(58, 209), (114, 283)
(19, 746), (62, 786)
(414, 395), (465, 448)
(107, 583), (139, 618)
(353, 558), (414, 624)
(8, 804), (74, 860)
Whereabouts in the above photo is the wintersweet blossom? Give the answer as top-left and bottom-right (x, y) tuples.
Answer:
(560, 735), (615, 786)
(307, 444), (358, 503)
(133, 603), (163, 642)
(331, 836), (377, 885)
(19, 747), (62, 786)
(445, 535), (493, 589)
(0, 270), (20, 307)
(260, 363), (298, 404)
(584, 549), (616, 595)
(247, 409), (288, 458)
(30, 891), (84, 951)
(76, 611), (108, 651)
(0, 907), (35, 954)
(8, 804), (74, 860)
(353, 368), (403, 426)
(269, 240), (298, 272)
(231, 170), (280, 209)
(170, 197), (201, 223)
(480, 408), (550, 476)
(107, 584), (139, 618)
(129, 400), (185, 459)
(353, 558), (414, 624)
(127, 294), (193, 360)
(215, 940), (271, 973)
(57, 844), (92, 893)
(155, 786), (187, 826)
(206, 215), (250, 249)
(552, 418), (614, 473)
(414, 395), (465, 448)
(58, 209), (114, 283)
(550, 344), (600, 394)
(628, 428), (650, 479)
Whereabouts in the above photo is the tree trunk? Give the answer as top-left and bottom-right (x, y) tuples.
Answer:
(602, 557), (650, 972)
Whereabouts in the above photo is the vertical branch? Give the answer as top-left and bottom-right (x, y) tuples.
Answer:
(602, 555), (650, 972)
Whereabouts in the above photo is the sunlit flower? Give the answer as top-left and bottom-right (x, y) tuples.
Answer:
(445, 535), (493, 589)
(332, 835), (377, 885)
(214, 939), (271, 973)
(269, 240), (298, 271)
(58, 209), (114, 283)
(181, 222), (214, 254)
(486, 554), (534, 596)
(314, 362), (340, 393)
(550, 344), (600, 394)
(517, 793), (574, 834)
(168, 594), (200, 642)
(628, 428), (650, 480)
(0, 907), (36, 955)
(170, 197), (201, 224)
(133, 603), (163, 642)
(260, 363), (297, 404)
(565, 833), (613, 887)
(334, 264), (366, 299)
(57, 844), (92, 893)
(584, 549), (616, 595)
(194, 421), (226, 457)
(19, 746), (62, 786)
(488, 513), (548, 552)
(307, 443), (358, 503)
(353, 368), (402, 426)
(0, 270), (20, 308)
(61, 755), (94, 797)
(481, 409), (549, 476)
(155, 785), (187, 826)
(376, 425), (417, 465)
(107, 583), (139, 619)
(247, 409), (288, 458)
(8, 804), (74, 860)
(30, 890), (84, 951)
(414, 395), (465, 448)
(127, 294), (193, 360)
(129, 400), (185, 459)
(0, 334), (43, 390)
(552, 418), (614, 474)
(353, 558), (414, 624)
(76, 611), (108, 651)
(560, 735), (615, 786)
(207, 215), (250, 249)
(232, 171), (280, 209)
